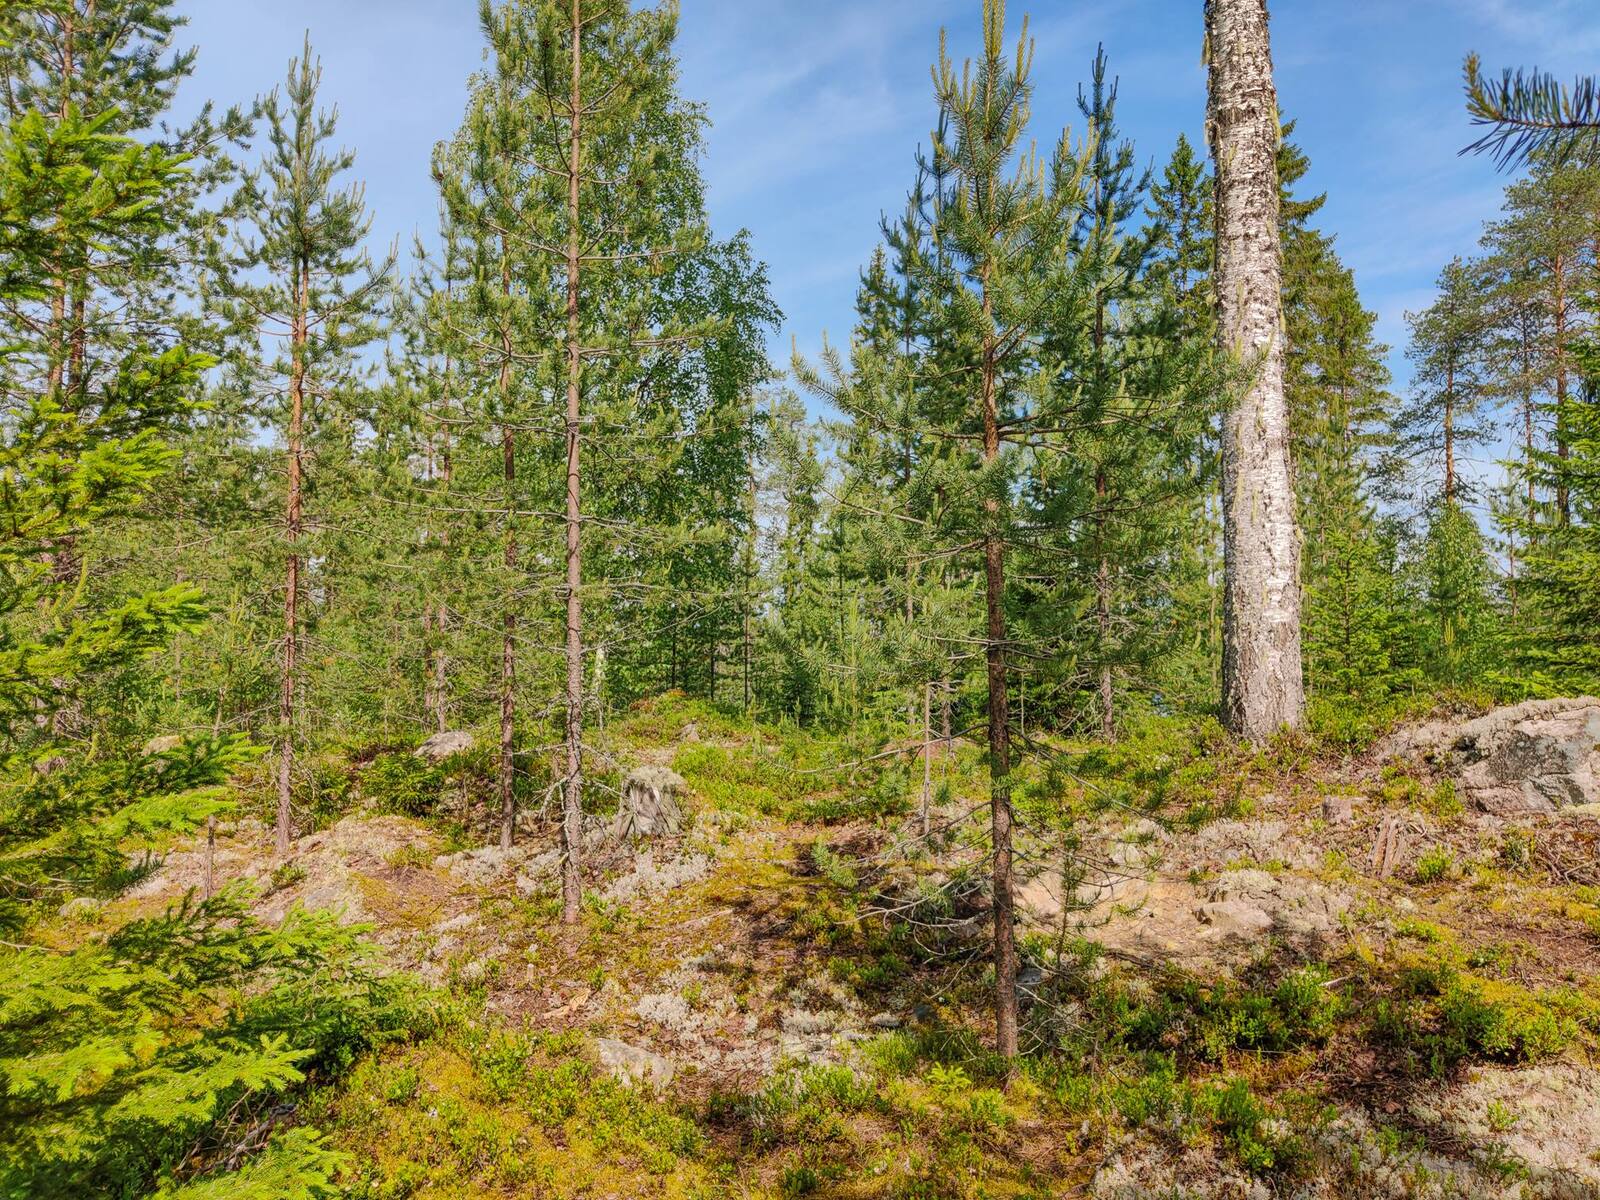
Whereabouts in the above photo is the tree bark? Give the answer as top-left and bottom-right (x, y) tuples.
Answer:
(1206, 0), (1304, 743)
(1096, 469), (1114, 743)
(1444, 360), (1456, 505)
(978, 270), (1018, 1066)
(498, 251), (517, 852)
(560, 0), (586, 926)
(921, 680), (932, 838)
(1552, 253), (1570, 524)
(275, 258), (309, 856)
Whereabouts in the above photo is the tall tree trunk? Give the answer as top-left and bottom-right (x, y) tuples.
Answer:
(1444, 359), (1456, 505)
(275, 259), (309, 856)
(433, 431), (452, 735)
(560, 0), (586, 926)
(498, 251), (517, 852)
(921, 680), (933, 838)
(743, 478), (755, 714)
(1095, 468), (1114, 742)
(978, 273), (1018, 1067)
(1207, 0), (1304, 743)
(1552, 256), (1570, 524)
(44, 10), (75, 401)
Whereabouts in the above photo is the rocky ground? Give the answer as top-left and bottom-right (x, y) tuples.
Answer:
(104, 696), (1600, 1198)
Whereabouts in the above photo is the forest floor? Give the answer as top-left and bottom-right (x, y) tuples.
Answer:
(101, 694), (1600, 1199)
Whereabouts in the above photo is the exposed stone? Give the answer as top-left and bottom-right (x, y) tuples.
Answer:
(414, 730), (474, 763)
(1412, 1063), (1600, 1195)
(58, 896), (102, 919)
(1195, 899), (1273, 939)
(594, 1037), (675, 1090)
(1322, 793), (1356, 824)
(617, 766), (687, 840)
(1380, 697), (1600, 814)
(141, 734), (185, 757)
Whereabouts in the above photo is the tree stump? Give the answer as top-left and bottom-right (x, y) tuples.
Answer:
(617, 766), (687, 840)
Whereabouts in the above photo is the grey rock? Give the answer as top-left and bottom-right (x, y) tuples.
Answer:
(1208, 868), (1279, 901)
(1196, 899), (1273, 939)
(58, 896), (102, 919)
(1380, 697), (1600, 814)
(594, 1037), (675, 1090)
(1322, 793), (1357, 824)
(415, 730), (474, 763)
(141, 734), (185, 757)
(780, 1008), (836, 1036)
(868, 1011), (903, 1029)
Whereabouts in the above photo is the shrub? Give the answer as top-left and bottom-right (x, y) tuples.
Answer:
(1415, 846), (1456, 884)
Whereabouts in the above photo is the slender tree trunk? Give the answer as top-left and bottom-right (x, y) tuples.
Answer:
(433, 434), (453, 735)
(1207, 0), (1304, 743)
(921, 680), (932, 838)
(275, 259), (309, 856)
(1444, 361), (1456, 505)
(743, 520), (754, 713)
(978, 275), (1018, 1067)
(44, 12), (75, 400)
(498, 252), (517, 851)
(1095, 469), (1114, 742)
(1552, 257), (1570, 524)
(560, 0), (586, 926)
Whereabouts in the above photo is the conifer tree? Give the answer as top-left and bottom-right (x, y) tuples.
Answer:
(436, 0), (762, 920)
(1396, 259), (1492, 508)
(0, 51), (396, 1198)
(213, 38), (393, 855)
(799, 0), (1089, 1065)
(1509, 343), (1600, 684)
(1480, 152), (1600, 524)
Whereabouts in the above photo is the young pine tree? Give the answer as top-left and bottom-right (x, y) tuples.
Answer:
(213, 38), (393, 855)
(0, 70), (394, 1200)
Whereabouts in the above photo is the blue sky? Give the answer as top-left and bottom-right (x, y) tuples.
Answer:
(171, 0), (1600, 408)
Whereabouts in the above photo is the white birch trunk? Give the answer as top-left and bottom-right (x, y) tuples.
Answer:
(1206, 0), (1304, 742)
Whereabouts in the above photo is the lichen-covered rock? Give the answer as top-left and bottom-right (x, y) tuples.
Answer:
(594, 1037), (675, 1089)
(1322, 793), (1357, 824)
(1195, 898), (1273, 939)
(414, 729), (474, 762)
(1380, 697), (1600, 814)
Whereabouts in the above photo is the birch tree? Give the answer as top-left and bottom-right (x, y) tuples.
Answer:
(1205, 0), (1304, 741)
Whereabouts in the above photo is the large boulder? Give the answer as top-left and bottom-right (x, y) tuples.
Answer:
(616, 766), (687, 840)
(415, 730), (474, 763)
(1380, 697), (1600, 815)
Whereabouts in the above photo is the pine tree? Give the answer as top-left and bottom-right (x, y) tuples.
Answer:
(1480, 151), (1600, 524)
(212, 38), (393, 855)
(799, 0), (1091, 1066)
(436, 0), (766, 918)
(0, 61), (398, 1199)
(1396, 259), (1493, 507)
(1505, 343), (1600, 685)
